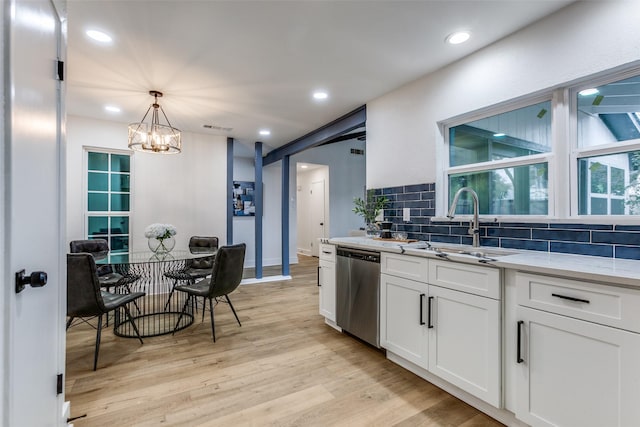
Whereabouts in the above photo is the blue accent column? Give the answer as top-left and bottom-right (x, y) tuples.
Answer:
(281, 155), (290, 276)
(254, 142), (263, 279)
(226, 137), (234, 245)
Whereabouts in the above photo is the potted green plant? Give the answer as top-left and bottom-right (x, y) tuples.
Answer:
(353, 189), (388, 236)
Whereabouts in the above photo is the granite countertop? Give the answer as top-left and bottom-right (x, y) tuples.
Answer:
(327, 237), (640, 288)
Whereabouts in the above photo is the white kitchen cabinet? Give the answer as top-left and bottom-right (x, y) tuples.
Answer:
(380, 273), (429, 367)
(515, 305), (640, 427)
(428, 284), (501, 407)
(318, 244), (337, 323)
(380, 254), (502, 408)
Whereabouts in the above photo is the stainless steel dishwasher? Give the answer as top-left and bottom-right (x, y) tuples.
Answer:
(336, 247), (381, 348)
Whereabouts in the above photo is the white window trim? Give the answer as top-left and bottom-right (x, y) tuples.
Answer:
(437, 63), (640, 224)
(439, 94), (554, 220)
(83, 146), (134, 247)
(568, 65), (640, 222)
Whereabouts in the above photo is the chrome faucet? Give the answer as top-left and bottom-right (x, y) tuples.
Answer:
(447, 187), (480, 247)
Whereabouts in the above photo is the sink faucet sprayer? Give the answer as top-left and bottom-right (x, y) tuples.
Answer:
(447, 187), (480, 247)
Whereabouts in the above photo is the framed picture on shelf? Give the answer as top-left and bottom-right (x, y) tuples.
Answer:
(233, 181), (255, 216)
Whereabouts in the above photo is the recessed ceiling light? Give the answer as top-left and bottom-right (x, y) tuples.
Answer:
(300, 164), (308, 169)
(86, 29), (112, 43)
(313, 91), (328, 100)
(446, 31), (471, 45)
(579, 88), (599, 96)
(105, 105), (121, 113)
(259, 129), (271, 136)
(493, 133), (506, 137)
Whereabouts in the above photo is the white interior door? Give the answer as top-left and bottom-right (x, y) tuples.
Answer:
(2, 0), (66, 425)
(310, 180), (326, 257)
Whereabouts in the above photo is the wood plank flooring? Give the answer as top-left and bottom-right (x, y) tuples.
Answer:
(65, 255), (504, 427)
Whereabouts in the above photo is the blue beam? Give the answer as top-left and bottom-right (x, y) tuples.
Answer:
(281, 155), (290, 276)
(254, 142), (263, 279)
(263, 105), (365, 166)
(226, 137), (234, 245)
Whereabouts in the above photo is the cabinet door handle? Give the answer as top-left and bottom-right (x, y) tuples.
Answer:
(517, 320), (524, 364)
(317, 266), (321, 286)
(322, 250), (332, 255)
(551, 293), (589, 304)
(427, 296), (434, 329)
(419, 293), (426, 325)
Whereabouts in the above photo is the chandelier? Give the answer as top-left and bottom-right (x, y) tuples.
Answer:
(128, 90), (181, 154)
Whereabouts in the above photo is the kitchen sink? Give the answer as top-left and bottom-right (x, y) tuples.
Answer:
(417, 245), (518, 259)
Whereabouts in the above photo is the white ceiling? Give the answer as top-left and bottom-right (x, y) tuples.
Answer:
(66, 0), (574, 154)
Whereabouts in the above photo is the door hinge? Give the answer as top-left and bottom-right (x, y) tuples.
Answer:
(56, 60), (64, 81)
(56, 373), (63, 395)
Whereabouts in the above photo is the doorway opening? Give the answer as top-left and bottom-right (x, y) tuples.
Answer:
(296, 163), (329, 257)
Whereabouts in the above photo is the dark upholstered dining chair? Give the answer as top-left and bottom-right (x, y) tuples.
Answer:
(66, 253), (145, 370)
(163, 236), (219, 310)
(69, 239), (139, 292)
(172, 243), (246, 342)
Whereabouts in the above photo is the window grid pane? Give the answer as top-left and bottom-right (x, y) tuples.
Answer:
(578, 151), (640, 215)
(86, 151), (131, 251)
(449, 163), (548, 216)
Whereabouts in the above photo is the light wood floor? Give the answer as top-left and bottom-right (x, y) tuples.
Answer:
(65, 255), (504, 427)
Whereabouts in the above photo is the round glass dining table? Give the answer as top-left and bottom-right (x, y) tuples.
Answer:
(102, 249), (216, 338)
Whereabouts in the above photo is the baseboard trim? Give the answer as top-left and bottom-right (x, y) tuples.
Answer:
(240, 275), (292, 285)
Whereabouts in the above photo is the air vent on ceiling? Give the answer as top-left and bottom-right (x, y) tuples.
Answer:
(350, 148), (365, 155)
(203, 124), (233, 132)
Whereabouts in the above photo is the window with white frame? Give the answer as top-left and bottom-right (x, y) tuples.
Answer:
(445, 100), (552, 216)
(86, 150), (131, 252)
(575, 73), (640, 216)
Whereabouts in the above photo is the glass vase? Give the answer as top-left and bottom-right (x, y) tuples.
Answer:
(148, 236), (175, 254)
(365, 222), (379, 238)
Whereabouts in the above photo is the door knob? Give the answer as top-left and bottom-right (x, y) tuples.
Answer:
(15, 269), (48, 293)
(320, 222), (324, 226)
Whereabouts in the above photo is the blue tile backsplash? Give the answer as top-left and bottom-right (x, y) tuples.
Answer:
(374, 183), (640, 260)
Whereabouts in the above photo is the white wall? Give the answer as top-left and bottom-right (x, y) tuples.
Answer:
(291, 139), (366, 239)
(67, 115), (227, 251)
(367, 0), (640, 189)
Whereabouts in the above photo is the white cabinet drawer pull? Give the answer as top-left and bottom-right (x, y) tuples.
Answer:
(551, 293), (590, 304)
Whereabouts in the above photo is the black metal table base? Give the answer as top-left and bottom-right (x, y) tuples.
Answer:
(112, 254), (196, 338)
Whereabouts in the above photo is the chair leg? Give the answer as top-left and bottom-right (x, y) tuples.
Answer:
(172, 294), (191, 334)
(125, 283), (142, 314)
(201, 297), (207, 323)
(225, 295), (241, 327)
(122, 305), (144, 345)
(163, 279), (178, 311)
(94, 315), (103, 371)
(66, 317), (74, 330)
(209, 297), (216, 342)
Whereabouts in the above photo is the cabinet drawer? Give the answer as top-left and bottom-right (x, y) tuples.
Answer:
(319, 244), (336, 262)
(381, 253), (428, 282)
(428, 260), (500, 299)
(516, 272), (640, 333)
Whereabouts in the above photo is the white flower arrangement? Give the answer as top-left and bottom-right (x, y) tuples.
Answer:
(144, 223), (177, 241)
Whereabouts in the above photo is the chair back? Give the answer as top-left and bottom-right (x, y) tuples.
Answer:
(208, 243), (246, 297)
(70, 239), (109, 260)
(189, 236), (219, 270)
(67, 253), (107, 317)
